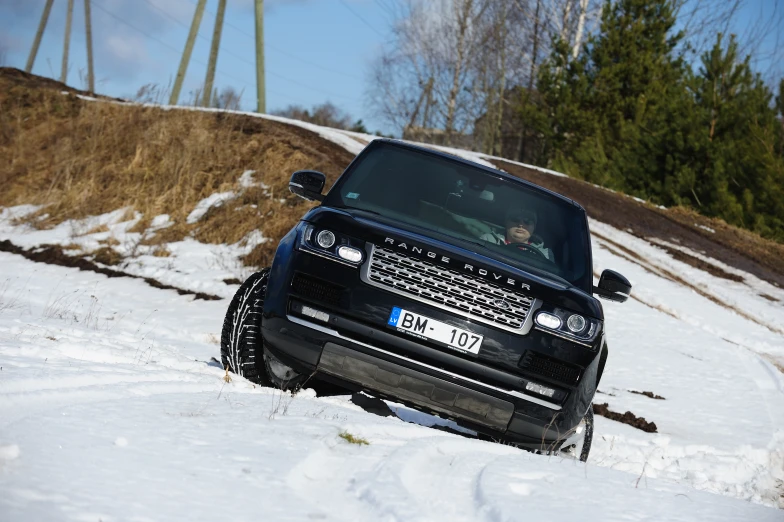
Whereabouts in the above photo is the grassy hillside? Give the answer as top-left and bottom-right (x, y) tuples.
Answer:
(0, 68), (354, 268)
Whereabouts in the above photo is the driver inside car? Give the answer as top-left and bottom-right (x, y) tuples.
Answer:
(480, 207), (554, 261)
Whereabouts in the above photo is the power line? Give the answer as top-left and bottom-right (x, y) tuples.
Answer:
(151, 0), (361, 101)
(374, 0), (400, 27)
(183, 0), (365, 82)
(91, 1), (191, 58)
(93, 0), (357, 107)
(338, 0), (387, 38)
(90, 0), (291, 102)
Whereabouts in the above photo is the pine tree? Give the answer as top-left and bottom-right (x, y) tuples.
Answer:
(690, 34), (784, 238)
(534, 0), (689, 200)
(529, 0), (784, 241)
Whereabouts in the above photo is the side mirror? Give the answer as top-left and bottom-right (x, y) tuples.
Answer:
(593, 269), (631, 303)
(289, 170), (326, 202)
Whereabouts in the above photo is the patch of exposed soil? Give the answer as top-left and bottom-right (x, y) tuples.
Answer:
(759, 293), (780, 302)
(656, 245), (744, 282)
(630, 390), (666, 400)
(0, 239), (221, 301)
(494, 159), (784, 288)
(593, 235), (784, 336)
(592, 403), (658, 433)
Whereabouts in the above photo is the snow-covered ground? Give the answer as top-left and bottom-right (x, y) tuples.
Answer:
(0, 244), (781, 521)
(2, 100), (784, 520)
(2, 203), (783, 520)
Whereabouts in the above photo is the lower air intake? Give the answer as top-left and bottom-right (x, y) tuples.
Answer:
(519, 351), (581, 386)
(290, 274), (345, 307)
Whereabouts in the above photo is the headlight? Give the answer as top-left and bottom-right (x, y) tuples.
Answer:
(317, 230), (336, 248)
(535, 307), (601, 346)
(299, 224), (365, 266)
(567, 314), (586, 333)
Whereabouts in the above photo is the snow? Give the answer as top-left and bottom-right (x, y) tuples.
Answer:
(150, 214), (172, 229)
(2, 213), (784, 519)
(186, 191), (236, 224)
(239, 170), (257, 188)
(2, 94), (783, 519)
(0, 205), (266, 299)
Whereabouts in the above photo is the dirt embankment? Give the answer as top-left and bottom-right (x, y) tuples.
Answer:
(0, 67), (355, 268)
(495, 160), (784, 289)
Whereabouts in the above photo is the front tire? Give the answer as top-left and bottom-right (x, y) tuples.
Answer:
(220, 269), (306, 390)
(562, 408), (594, 462)
(220, 269), (270, 385)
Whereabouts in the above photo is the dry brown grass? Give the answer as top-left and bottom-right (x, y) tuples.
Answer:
(0, 68), (354, 268)
(86, 224), (110, 235)
(91, 246), (123, 266)
(151, 246), (171, 258)
(338, 431), (369, 445)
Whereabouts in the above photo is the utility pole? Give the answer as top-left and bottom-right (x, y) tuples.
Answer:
(61, 0), (75, 84)
(254, 0), (266, 113)
(170, 0), (207, 105)
(202, 0), (227, 107)
(26, 0), (55, 73)
(84, 0), (95, 92)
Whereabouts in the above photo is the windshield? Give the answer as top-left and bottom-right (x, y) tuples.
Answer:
(325, 143), (592, 290)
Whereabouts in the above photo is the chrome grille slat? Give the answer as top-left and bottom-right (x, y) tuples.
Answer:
(366, 246), (534, 330)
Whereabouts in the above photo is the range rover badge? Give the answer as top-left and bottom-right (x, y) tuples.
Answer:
(492, 299), (511, 310)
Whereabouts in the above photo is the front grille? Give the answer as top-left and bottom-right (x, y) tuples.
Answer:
(519, 351), (580, 385)
(291, 273), (345, 306)
(366, 246), (534, 331)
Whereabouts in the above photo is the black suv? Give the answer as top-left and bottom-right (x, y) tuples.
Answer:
(221, 140), (631, 461)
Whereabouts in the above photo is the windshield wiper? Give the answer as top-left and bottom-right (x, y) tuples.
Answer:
(340, 206), (383, 218)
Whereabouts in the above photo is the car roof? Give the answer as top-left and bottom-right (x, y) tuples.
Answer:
(370, 139), (585, 212)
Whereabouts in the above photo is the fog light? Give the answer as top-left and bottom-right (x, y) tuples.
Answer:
(337, 246), (363, 263)
(526, 381), (555, 398)
(301, 304), (329, 322)
(535, 312), (561, 330)
(567, 314), (586, 333)
(316, 230), (336, 248)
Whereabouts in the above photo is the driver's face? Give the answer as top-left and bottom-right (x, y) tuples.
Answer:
(505, 212), (536, 243)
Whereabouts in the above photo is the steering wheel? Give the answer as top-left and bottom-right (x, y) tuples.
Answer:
(506, 242), (548, 259)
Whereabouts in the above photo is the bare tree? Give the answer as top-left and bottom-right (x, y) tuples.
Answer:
(368, 0), (491, 145)
(672, 0), (784, 85)
(273, 102), (362, 130)
(215, 86), (244, 111)
(368, 0), (602, 151)
(571, 0), (590, 59)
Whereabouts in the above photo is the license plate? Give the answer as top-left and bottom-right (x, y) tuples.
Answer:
(387, 307), (483, 354)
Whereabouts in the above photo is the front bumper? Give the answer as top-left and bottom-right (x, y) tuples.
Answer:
(263, 308), (586, 449)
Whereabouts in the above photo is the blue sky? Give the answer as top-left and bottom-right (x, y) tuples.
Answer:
(0, 0), (781, 137)
(0, 0), (395, 133)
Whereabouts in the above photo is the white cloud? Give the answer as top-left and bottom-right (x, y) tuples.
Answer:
(105, 33), (149, 67)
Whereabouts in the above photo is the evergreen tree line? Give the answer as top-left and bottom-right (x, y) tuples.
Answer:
(525, 0), (784, 241)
